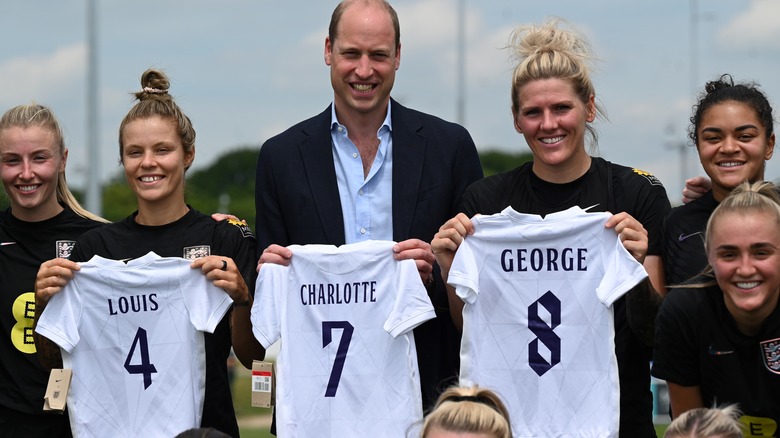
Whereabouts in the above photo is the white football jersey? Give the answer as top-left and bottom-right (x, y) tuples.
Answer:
(35, 252), (232, 438)
(449, 206), (648, 438)
(252, 240), (435, 438)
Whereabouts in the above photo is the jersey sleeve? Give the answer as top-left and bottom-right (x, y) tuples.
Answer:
(35, 267), (86, 353)
(383, 258), (436, 338)
(179, 262), (233, 333)
(447, 235), (480, 305)
(596, 226), (649, 306)
(214, 218), (258, 298)
(251, 263), (285, 349)
(651, 289), (701, 386)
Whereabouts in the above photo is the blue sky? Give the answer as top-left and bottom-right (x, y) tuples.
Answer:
(2, 0), (780, 208)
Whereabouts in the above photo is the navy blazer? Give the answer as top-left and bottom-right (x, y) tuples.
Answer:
(255, 98), (483, 407)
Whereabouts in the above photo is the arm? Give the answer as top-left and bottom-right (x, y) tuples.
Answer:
(606, 212), (664, 346)
(33, 258), (79, 370)
(431, 213), (475, 331)
(668, 382), (704, 418)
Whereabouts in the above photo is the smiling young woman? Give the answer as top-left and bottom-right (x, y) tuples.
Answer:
(653, 181), (780, 427)
(32, 69), (264, 437)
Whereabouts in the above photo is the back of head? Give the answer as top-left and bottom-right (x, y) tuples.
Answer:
(420, 386), (512, 438)
(704, 180), (780, 253)
(118, 69), (196, 168)
(0, 103), (106, 222)
(664, 405), (743, 438)
(507, 18), (603, 146)
(689, 74), (774, 147)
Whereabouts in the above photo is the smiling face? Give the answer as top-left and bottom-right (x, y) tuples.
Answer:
(709, 209), (780, 332)
(514, 78), (596, 183)
(121, 116), (193, 213)
(696, 101), (775, 201)
(0, 125), (65, 221)
(324, 1), (400, 126)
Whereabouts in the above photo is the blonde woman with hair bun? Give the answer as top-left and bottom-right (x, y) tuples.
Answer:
(420, 386), (511, 438)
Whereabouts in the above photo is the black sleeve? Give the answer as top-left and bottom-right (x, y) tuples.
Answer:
(652, 288), (702, 386)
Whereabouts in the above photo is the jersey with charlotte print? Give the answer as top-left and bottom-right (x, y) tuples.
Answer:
(252, 240), (435, 438)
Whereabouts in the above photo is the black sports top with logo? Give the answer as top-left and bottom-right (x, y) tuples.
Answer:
(0, 207), (102, 432)
(653, 280), (780, 428)
(70, 208), (256, 438)
(459, 157), (670, 438)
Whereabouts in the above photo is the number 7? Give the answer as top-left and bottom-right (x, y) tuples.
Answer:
(321, 321), (354, 397)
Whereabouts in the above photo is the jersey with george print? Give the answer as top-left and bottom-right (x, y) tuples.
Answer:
(0, 206), (102, 423)
(251, 240), (435, 438)
(449, 206), (648, 437)
(35, 252), (232, 438)
(458, 157), (669, 437)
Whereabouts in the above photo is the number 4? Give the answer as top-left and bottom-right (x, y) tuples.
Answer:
(321, 321), (354, 397)
(124, 327), (158, 389)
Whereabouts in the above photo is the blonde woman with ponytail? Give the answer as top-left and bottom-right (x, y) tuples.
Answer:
(0, 103), (106, 437)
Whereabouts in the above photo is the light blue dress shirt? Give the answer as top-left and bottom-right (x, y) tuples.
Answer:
(330, 102), (394, 243)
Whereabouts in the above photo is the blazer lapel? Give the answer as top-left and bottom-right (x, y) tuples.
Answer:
(300, 106), (346, 245)
(391, 100), (425, 241)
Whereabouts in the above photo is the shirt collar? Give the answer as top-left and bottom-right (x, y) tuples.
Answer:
(330, 100), (393, 134)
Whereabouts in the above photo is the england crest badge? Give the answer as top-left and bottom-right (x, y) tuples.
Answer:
(760, 338), (780, 374)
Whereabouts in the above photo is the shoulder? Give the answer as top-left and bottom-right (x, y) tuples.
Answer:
(606, 160), (666, 190)
(661, 280), (715, 316)
(391, 100), (472, 139)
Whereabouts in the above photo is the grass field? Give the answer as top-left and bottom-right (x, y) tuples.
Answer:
(231, 366), (670, 437)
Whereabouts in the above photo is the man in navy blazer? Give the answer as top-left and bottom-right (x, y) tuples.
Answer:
(254, 0), (482, 409)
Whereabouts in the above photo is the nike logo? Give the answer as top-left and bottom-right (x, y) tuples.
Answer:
(708, 345), (734, 356)
(0, 242), (17, 246)
(55, 379), (62, 383)
(678, 232), (702, 242)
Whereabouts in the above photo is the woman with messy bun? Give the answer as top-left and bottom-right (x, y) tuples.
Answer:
(33, 69), (264, 436)
(432, 19), (669, 437)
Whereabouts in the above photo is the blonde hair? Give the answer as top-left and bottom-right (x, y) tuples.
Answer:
(664, 405), (743, 438)
(0, 103), (107, 222)
(118, 69), (196, 170)
(507, 18), (605, 149)
(420, 386), (511, 438)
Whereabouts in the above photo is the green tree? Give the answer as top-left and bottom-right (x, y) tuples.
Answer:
(479, 149), (533, 176)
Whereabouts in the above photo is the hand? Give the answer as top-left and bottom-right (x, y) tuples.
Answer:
(605, 212), (648, 264)
(393, 239), (436, 285)
(257, 244), (292, 272)
(191, 256), (249, 305)
(211, 213), (241, 222)
(431, 213), (474, 281)
(682, 176), (711, 204)
(35, 258), (80, 305)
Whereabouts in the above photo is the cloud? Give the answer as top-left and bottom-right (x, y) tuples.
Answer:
(0, 44), (85, 106)
(718, 0), (780, 50)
